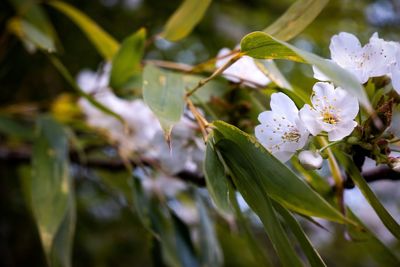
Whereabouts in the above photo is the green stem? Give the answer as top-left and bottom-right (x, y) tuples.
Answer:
(319, 140), (343, 153)
(317, 137), (345, 215)
(186, 52), (242, 97)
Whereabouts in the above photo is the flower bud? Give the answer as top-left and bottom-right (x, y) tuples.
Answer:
(298, 150), (323, 170)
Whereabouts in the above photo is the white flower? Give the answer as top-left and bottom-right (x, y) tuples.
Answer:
(77, 67), (161, 157)
(313, 32), (400, 85)
(298, 150), (323, 170)
(216, 48), (270, 88)
(299, 82), (359, 141)
(77, 64), (111, 94)
(389, 49), (400, 94)
(255, 93), (309, 162)
(148, 114), (205, 175)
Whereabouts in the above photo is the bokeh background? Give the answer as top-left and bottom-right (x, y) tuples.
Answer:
(1, 0), (400, 266)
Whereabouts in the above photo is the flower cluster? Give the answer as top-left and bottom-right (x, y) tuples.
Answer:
(255, 82), (359, 162)
(77, 65), (205, 175)
(255, 32), (400, 164)
(313, 32), (400, 94)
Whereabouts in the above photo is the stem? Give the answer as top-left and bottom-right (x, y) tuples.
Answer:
(319, 140), (343, 153)
(185, 97), (210, 142)
(144, 59), (192, 72)
(186, 52), (242, 97)
(389, 138), (400, 144)
(317, 136), (345, 215)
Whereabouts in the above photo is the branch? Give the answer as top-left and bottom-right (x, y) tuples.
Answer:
(0, 144), (205, 186)
(344, 166), (400, 189)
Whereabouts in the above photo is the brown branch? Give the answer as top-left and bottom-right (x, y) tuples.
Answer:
(0, 144), (205, 186)
(344, 166), (400, 189)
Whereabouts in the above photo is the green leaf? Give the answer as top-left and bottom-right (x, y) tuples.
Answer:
(131, 175), (199, 267)
(274, 202), (327, 267)
(9, 0), (58, 52)
(49, 1), (119, 60)
(346, 208), (400, 267)
(228, 184), (274, 267)
(31, 115), (75, 267)
(264, 0), (329, 41)
(256, 59), (293, 90)
(161, 0), (212, 41)
(0, 115), (34, 140)
(142, 65), (185, 137)
(204, 140), (232, 215)
(196, 192), (223, 267)
(214, 138), (304, 267)
(212, 120), (351, 224)
(240, 31), (372, 113)
(8, 17), (56, 52)
(110, 28), (146, 94)
(335, 152), (400, 240)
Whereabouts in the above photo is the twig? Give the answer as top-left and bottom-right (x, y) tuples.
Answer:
(186, 52), (242, 97)
(185, 97), (210, 141)
(317, 137), (346, 215)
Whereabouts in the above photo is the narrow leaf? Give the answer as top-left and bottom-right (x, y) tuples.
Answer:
(196, 192), (223, 267)
(9, 0), (58, 51)
(215, 138), (304, 267)
(347, 208), (400, 266)
(142, 65), (185, 137)
(335, 152), (400, 240)
(274, 202), (327, 267)
(31, 115), (75, 267)
(212, 120), (352, 224)
(256, 59), (293, 90)
(0, 115), (34, 140)
(264, 0), (329, 41)
(8, 17), (56, 52)
(161, 0), (212, 41)
(204, 140), (232, 215)
(49, 1), (119, 60)
(240, 31), (372, 113)
(110, 28), (146, 93)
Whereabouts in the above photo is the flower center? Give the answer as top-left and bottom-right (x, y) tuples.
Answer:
(282, 130), (301, 142)
(322, 112), (339, 124)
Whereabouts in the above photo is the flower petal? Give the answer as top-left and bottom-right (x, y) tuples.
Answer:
(334, 87), (359, 120)
(270, 93), (299, 123)
(311, 82), (336, 109)
(327, 120), (357, 141)
(273, 150), (295, 163)
(299, 104), (323, 136)
(391, 64), (400, 94)
(312, 65), (330, 81)
(330, 32), (362, 68)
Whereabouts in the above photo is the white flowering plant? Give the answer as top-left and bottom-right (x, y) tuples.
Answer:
(3, 0), (400, 266)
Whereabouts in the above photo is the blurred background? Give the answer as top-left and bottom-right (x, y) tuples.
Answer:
(1, 0), (400, 266)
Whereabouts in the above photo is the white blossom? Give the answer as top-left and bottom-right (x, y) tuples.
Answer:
(298, 150), (323, 170)
(77, 66), (161, 158)
(77, 66), (205, 173)
(255, 93), (309, 162)
(148, 114), (205, 175)
(313, 32), (400, 89)
(389, 49), (400, 94)
(216, 48), (270, 88)
(299, 82), (359, 141)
